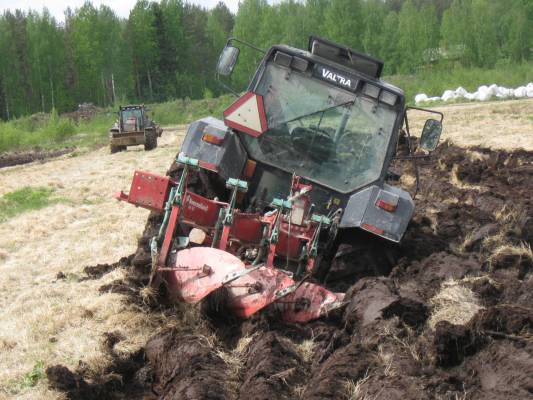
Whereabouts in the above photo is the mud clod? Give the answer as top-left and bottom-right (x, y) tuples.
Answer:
(432, 321), (481, 367)
(239, 332), (304, 400)
(469, 305), (533, 335)
(145, 329), (230, 400)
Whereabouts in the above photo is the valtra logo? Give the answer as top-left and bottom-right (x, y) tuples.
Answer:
(321, 68), (352, 88)
(314, 65), (358, 91)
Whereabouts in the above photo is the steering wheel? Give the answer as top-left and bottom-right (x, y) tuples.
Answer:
(290, 126), (335, 162)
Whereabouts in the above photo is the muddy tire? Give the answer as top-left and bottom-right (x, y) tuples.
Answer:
(144, 129), (157, 151)
(110, 144), (126, 153)
(315, 229), (399, 287)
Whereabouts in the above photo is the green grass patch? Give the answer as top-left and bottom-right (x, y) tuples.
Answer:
(387, 61), (533, 104)
(7, 361), (46, 394)
(0, 110), (115, 153)
(0, 187), (60, 222)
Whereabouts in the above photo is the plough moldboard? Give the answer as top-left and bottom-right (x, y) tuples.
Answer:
(115, 153), (344, 323)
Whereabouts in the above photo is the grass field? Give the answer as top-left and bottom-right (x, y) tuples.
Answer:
(0, 99), (531, 398)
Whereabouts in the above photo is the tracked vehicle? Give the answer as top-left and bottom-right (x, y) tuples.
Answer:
(116, 37), (443, 323)
(109, 105), (162, 153)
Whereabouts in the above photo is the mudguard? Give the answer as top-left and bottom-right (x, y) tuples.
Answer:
(180, 117), (247, 181)
(339, 183), (414, 243)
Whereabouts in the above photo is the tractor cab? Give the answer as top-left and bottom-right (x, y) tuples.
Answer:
(119, 105), (144, 132)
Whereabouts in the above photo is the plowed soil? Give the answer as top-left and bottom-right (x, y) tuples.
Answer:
(0, 148), (73, 168)
(47, 140), (533, 399)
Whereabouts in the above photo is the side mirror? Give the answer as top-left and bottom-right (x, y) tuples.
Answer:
(419, 119), (442, 152)
(217, 45), (240, 76)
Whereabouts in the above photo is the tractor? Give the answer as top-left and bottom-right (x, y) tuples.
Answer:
(115, 36), (443, 323)
(109, 105), (163, 153)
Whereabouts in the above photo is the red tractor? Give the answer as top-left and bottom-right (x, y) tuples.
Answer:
(116, 36), (443, 323)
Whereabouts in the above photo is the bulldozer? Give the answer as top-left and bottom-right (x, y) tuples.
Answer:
(115, 36), (443, 323)
(109, 105), (163, 153)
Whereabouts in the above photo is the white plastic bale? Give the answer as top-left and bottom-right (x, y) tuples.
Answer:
(488, 84), (499, 96)
(514, 87), (527, 98)
(526, 83), (533, 98)
(476, 86), (492, 101)
(455, 87), (468, 97)
(415, 93), (429, 104)
(441, 90), (456, 101)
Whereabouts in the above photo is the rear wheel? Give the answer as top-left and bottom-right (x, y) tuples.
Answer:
(313, 229), (399, 289)
(144, 128), (157, 151)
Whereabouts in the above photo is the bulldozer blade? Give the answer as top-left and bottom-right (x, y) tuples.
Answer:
(163, 247), (250, 303)
(277, 282), (345, 323)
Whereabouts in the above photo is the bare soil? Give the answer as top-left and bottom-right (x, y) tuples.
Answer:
(0, 148), (74, 169)
(46, 140), (533, 400)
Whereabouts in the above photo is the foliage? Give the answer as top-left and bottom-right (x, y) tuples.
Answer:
(0, 188), (58, 222)
(0, 0), (532, 122)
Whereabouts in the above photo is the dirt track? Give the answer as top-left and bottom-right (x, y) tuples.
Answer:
(1, 100), (532, 399)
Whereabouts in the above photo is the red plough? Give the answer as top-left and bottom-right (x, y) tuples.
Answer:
(115, 154), (344, 323)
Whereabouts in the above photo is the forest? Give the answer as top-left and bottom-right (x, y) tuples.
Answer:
(0, 0), (532, 120)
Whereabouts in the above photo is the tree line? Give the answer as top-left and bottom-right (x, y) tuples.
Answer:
(0, 0), (531, 120)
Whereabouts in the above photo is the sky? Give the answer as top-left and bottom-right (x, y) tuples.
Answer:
(0, 0), (241, 20)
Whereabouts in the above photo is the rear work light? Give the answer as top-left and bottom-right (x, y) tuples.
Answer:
(361, 223), (384, 236)
(376, 199), (397, 212)
(202, 133), (225, 145)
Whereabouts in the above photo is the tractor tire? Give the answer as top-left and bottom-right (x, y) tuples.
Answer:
(313, 229), (399, 289)
(110, 144), (126, 153)
(144, 129), (157, 151)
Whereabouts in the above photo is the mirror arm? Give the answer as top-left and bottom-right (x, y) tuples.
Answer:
(226, 37), (266, 54)
(215, 72), (240, 97)
(403, 112), (420, 198)
(405, 105), (444, 123)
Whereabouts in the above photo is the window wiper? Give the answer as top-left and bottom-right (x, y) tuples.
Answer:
(285, 100), (355, 125)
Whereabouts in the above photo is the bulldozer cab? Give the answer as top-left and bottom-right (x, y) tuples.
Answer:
(119, 106), (144, 132)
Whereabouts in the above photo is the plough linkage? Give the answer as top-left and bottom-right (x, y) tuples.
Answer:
(115, 153), (345, 323)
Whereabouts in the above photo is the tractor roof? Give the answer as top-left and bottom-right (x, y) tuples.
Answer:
(265, 37), (404, 98)
(120, 105), (144, 110)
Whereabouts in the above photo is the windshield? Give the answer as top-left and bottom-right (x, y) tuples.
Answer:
(242, 62), (398, 192)
(121, 109), (143, 131)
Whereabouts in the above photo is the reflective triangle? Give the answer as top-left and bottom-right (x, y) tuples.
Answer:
(223, 92), (267, 137)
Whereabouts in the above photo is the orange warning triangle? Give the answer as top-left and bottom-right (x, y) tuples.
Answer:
(223, 92), (268, 137)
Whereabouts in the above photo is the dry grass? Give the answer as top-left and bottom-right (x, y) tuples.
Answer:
(0, 126), (186, 398)
(215, 334), (256, 397)
(450, 163), (486, 192)
(407, 99), (533, 151)
(428, 278), (483, 329)
(343, 370), (371, 400)
(487, 243), (533, 271)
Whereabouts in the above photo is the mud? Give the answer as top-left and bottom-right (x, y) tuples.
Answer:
(50, 142), (533, 399)
(46, 333), (151, 400)
(0, 148), (73, 169)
